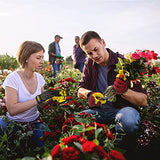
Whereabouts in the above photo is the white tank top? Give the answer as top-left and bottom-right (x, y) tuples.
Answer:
(2, 71), (45, 122)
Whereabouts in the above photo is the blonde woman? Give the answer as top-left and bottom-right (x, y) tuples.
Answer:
(0, 41), (60, 147)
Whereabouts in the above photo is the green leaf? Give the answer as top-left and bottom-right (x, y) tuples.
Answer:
(21, 157), (36, 160)
(95, 128), (103, 138)
(75, 117), (86, 123)
(73, 124), (85, 133)
(73, 142), (82, 152)
(2, 133), (7, 142)
(93, 139), (99, 145)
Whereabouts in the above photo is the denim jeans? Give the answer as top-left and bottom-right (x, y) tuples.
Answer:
(82, 106), (140, 134)
(0, 116), (50, 147)
(52, 63), (61, 78)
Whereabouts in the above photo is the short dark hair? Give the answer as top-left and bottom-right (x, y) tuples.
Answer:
(80, 31), (101, 47)
(75, 36), (80, 40)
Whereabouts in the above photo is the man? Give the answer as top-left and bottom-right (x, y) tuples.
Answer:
(77, 31), (147, 135)
(48, 35), (63, 77)
(73, 36), (86, 73)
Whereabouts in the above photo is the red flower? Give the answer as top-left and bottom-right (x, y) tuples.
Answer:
(62, 135), (86, 145)
(152, 66), (160, 74)
(43, 131), (51, 137)
(70, 78), (77, 83)
(64, 77), (77, 83)
(79, 112), (92, 118)
(62, 147), (80, 160)
(41, 131), (51, 141)
(41, 131), (55, 141)
(58, 79), (63, 83)
(109, 150), (126, 160)
(82, 141), (96, 153)
(66, 96), (73, 100)
(44, 105), (50, 110)
(95, 145), (110, 160)
(140, 72), (146, 76)
(54, 115), (62, 121)
(64, 103), (70, 107)
(49, 132), (55, 137)
(105, 128), (114, 140)
(49, 124), (55, 128)
(51, 144), (61, 158)
(132, 52), (141, 60)
(49, 87), (55, 90)
(71, 100), (80, 106)
(79, 105), (85, 109)
(152, 52), (158, 60)
(64, 78), (71, 82)
(56, 129), (61, 134)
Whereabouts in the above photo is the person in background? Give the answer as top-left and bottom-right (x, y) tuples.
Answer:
(48, 34), (63, 77)
(0, 41), (62, 148)
(77, 31), (148, 159)
(73, 36), (86, 73)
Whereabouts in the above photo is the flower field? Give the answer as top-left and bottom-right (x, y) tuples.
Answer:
(0, 56), (160, 160)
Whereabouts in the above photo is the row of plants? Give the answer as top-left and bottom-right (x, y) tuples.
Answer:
(0, 58), (160, 160)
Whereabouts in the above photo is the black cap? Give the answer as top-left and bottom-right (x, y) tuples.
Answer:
(55, 35), (63, 39)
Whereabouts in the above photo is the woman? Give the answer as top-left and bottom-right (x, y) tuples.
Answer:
(0, 41), (60, 147)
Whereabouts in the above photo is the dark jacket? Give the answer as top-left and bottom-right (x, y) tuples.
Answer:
(78, 48), (147, 108)
(48, 42), (61, 64)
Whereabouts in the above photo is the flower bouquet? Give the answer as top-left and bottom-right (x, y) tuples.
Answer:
(55, 55), (64, 64)
(103, 49), (160, 102)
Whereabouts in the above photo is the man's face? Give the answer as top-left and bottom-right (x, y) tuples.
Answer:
(81, 38), (108, 65)
(55, 37), (61, 43)
(75, 37), (79, 44)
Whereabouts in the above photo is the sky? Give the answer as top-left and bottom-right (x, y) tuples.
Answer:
(0, 0), (160, 61)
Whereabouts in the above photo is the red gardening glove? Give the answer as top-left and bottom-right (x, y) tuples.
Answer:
(113, 75), (129, 95)
(87, 92), (106, 107)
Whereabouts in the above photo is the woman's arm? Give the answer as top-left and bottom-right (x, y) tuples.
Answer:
(122, 89), (147, 106)
(5, 86), (38, 116)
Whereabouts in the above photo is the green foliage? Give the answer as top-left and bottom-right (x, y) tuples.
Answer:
(0, 117), (42, 159)
(0, 54), (19, 73)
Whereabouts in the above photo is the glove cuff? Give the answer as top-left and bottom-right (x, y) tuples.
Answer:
(36, 95), (41, 104)
(121, 88), (129, 95)
(87, 92), (93, 98)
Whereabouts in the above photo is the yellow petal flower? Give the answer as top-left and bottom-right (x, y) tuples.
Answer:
(116, 70), (127, 80)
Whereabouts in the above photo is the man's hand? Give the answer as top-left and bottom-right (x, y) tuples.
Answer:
(87, 92), (106, 107)
(113, 75), (129, 95)
(77, 88), (92, 99)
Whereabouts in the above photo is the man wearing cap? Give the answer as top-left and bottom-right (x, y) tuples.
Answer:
(48, 35), (63, 77)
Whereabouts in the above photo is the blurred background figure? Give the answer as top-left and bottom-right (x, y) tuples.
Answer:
(73, 36), (86, 73)
(48, 34), (63, 77)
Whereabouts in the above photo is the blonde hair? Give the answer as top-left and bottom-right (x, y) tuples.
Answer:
(16, 41), (45, 68)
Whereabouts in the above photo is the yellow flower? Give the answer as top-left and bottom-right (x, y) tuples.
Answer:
(125, 53), (135, 63)
(116, 70), (127, 80)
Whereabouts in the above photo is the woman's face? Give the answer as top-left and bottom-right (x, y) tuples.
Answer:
(81, 38), (109, 66)
(25, 50), (44, 72)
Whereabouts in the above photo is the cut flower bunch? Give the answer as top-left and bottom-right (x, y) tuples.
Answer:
(103, 49), (160, 102)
